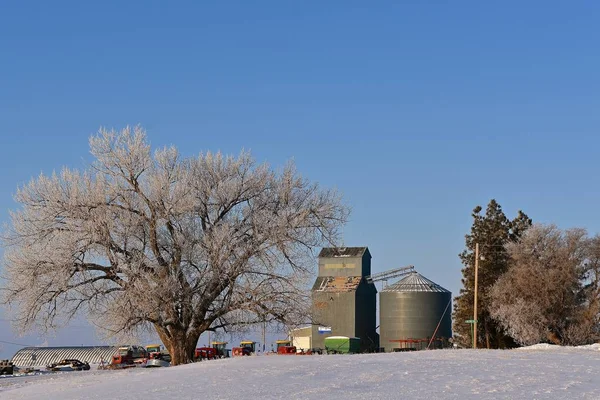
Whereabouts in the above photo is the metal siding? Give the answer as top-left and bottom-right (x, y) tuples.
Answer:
(11, 346), (120, 367)
(355, 280), (378, 351)
(380, 291), (452, 352)
(361, 251), (372, 277)
(311, 246), (374, 352)
(311, 291), (356, 350)
(318, 256), (363, 277)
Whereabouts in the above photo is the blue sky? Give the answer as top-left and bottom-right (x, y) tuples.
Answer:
(1, 1), (600, 358)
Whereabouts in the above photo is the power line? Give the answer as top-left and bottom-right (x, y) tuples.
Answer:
(0, 318), (93, 329)
(0, 339), (36, 347)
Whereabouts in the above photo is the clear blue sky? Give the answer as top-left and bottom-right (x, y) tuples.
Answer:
(1, 1), (599, 358)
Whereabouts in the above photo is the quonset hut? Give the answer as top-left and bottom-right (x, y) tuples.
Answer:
(309, 247), (378, 352)
(11, 346), (120, 367)
(379, 272), (452, 352)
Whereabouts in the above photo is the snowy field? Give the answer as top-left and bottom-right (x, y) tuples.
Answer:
(2, 345), (600, 400)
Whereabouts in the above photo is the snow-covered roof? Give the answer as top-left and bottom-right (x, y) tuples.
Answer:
(382, 272), (450, 293)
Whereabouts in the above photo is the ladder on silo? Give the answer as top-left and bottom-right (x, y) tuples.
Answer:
(365, 265), (415, 288)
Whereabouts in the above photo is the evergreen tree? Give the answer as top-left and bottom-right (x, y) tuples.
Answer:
(453, 200), (532, 348)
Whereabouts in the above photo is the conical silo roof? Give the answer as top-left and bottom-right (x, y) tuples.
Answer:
(382, 272), (450, 293)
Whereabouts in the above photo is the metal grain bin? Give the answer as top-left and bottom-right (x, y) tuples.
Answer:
(324, 336), (361, 354)
(379, 272), (452, 352)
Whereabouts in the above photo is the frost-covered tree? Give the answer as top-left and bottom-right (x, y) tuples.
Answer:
(490, 224), (600, 346)
(1, 126), (349, 365)
(453, 200), (532, 348)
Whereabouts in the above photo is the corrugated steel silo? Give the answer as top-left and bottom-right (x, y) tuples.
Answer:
(379, 272), (452, 352)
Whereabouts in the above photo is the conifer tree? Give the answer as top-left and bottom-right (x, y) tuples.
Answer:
(452, 200), (532, 348)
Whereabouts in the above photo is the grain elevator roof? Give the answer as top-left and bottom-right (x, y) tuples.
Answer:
(383, 272), (450, 293)
(318, 247), (368, 258)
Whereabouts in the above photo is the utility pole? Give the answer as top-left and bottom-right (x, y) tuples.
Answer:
(262, 321), (266, 352)
(473, 242), (479, 349)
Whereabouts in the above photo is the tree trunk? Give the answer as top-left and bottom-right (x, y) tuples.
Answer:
(484, 319), (491, 349)
(155, 325), (201, 366)
(169, 337), (198, 365)
(547, 331), (561, 345)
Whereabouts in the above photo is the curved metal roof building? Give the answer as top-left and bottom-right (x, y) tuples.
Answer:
(11, 346), (120, 367)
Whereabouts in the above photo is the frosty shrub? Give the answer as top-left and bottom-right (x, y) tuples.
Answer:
(489, 224), (600, 346)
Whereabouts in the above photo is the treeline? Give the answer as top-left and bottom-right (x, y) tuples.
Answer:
(453, 200), (600, 348)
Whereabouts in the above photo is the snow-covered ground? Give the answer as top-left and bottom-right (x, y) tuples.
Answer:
(2, 345), (600, 399)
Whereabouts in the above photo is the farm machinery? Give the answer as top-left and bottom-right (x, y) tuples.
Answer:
(194, 346), (217, 361)
(194, 341), (231, 360)
(145, 344), (171, 367)
(276, 340), (297, 355)
(0, 360), (14, 375)
(99, 345), (148, 369)
(46, 359), (91, 371)
(211, 341), (230, 358)
(232, 340), (255, 356)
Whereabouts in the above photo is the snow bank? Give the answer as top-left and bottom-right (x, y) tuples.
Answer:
(2, 349), (600, 399)
(517, 342), (600, 351)
(517, 343), (561, 350)
(576, 343), (600, 351)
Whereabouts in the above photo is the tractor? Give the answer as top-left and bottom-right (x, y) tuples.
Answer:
(232, 340), (255, 356)
(211, 341), (230, 358)
(276, 340), (297, 355)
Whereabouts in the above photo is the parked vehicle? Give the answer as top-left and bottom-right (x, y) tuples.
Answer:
(232, 346), (252, 356)
(99, 345), (147, 369)
(194, 347), (217, 361)
(144, 344), (171, 367)
(46, 359), (90, 372)
(145, 344), (171, 363)
(232, 340), (255, 357)
(211, 341), (230, 358)
(145, 358), (170, 367)
(276, 340), (297, 355)
(0, 360), (14, 375)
